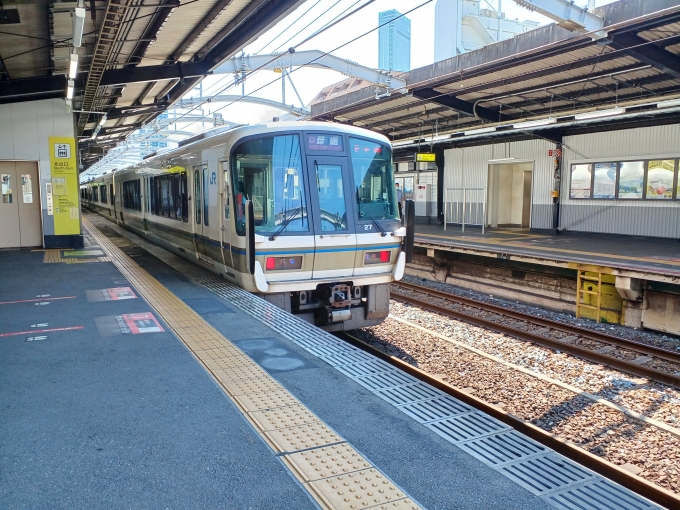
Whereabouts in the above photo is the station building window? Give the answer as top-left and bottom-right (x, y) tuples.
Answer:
(570, 157), (680, 200)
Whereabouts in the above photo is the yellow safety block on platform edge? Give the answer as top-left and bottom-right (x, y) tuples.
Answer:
(82, 217), (420, 510)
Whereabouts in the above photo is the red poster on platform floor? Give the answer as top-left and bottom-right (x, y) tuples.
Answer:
(105, 287), (137, 301)
(119, 313), (164, 334)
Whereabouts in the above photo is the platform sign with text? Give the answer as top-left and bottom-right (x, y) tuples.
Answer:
(48, 136), (80, 235)
(415, 153), (436, 163)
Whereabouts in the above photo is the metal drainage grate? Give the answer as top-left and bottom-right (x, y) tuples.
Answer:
(457, 430), (547, 466)
(398, 397), (473, 423)
(320, 350), (375, 367)
(335, 359), (397, 378)
(545, 478), (660, 510)
(374, 383), (445, 406)
(498, 453), (595, 496)
(302, 343), (359, 359)
(353, 370), (419, 391)
(426, 412), (508, 444)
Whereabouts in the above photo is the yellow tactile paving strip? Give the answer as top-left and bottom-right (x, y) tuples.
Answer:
(82, 217), (420, 510)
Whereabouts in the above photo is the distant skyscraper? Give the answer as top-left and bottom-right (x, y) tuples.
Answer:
(378, 10), (411, 72)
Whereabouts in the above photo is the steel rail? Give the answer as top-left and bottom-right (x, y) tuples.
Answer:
(336, 331), (680, 510)
(391, 281), (680, 389)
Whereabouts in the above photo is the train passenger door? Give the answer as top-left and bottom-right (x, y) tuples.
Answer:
(193, 165), (210, 262)
(306, 156), (356, 278)
(219, 159), (232, 268)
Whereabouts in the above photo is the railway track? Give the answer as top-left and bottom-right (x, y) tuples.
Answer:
(390, 281), (680, 389)
(336, 330), (680, 510)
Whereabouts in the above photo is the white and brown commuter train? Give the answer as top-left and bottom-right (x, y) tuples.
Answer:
(83, 121), (414, 330)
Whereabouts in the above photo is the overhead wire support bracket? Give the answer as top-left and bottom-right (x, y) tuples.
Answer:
(511, 0), (607, 40)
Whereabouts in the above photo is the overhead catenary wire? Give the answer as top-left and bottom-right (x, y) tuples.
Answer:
(85, 0), (434, 176)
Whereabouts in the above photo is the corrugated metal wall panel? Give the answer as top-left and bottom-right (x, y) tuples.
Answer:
(561, 124), (680, 238)
(443, 140), (555, 228)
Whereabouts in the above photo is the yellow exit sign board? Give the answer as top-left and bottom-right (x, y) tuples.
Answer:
(415, 153), (436, 162)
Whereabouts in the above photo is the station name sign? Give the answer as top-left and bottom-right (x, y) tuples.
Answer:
(415, 153), (436, 163)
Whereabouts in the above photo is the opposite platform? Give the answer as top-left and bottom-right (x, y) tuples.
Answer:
(415, 224), (680, 283)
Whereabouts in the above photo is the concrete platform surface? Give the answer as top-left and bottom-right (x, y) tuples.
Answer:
(415, 224), (680, 279)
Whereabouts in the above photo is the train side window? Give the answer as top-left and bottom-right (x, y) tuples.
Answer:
(203, 167), (209, 226)
(93, 186), (99, 202)
(161, 175), (170, 217)
(109, 184), (113, 206)
(154, 177), (162, 215)
(122, 179), (141, 211)
(180, 172), (188, 222)
(100, 184), (107, 204)
(194, 169), (201, 225)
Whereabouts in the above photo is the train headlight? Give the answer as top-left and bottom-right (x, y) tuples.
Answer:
(265, 256), (302, 271)
(364, 250), (391, 265)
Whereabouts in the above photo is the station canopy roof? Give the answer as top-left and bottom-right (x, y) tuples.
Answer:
(0, 0), (303, 170)
(310, 0), (680, 154)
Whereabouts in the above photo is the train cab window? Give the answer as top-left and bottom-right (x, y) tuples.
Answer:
(100, 184), (107, 204)
(349, 137), (398, 221)
(231, 134), (308, 236)
(93, 186), (99, 202)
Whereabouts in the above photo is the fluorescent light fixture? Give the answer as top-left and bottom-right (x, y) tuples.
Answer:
(513, 118), (557, 129)
(574, 107), (625, 120)
(464, 126), (497, 136)
(656, 98), (680, 109)
(68, 53), (78, 79)
(65, 98), (72, 113)
(66, 79), (75, 99)
(391, 139), (415, 147)
(430, 134), (451, 141)
(73, 7), (86, 47)
(98, 114), (107, 126)
(488, 157), (517, 163)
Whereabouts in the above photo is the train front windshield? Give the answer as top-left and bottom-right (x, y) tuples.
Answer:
(349, 137), (399, 221)
(232, 134), (309, 236)
(231, 132), (398, 237)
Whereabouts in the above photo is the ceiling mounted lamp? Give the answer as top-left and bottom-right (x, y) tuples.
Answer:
(66, 79), (75, 99)
(391, 139), (416, 147)
(574, 107), (625, 120)
(464, 126), (497, 136)
(656, 98), (680, 109)
(513, 118), (557, 129)
(430, 134), (451, 141)
(488, 157), (517, 163)
(68, 53), (78, 79)
(73, 6), (86, 48)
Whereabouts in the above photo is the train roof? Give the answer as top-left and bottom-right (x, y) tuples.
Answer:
(115, 121), (391, 175)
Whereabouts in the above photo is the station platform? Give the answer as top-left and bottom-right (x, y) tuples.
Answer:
(415, 225), (680, 283)
(0, 213), (662, 509)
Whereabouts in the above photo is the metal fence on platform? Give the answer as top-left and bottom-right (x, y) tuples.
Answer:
(444, 187), (486, 233)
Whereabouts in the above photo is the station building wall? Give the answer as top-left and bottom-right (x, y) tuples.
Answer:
(443, 139), (555, 228)
(0, 98), (79, 247)
(561, 124), (680, 239)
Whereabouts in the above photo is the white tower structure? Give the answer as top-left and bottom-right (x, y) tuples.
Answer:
(434, 0), (540, 61)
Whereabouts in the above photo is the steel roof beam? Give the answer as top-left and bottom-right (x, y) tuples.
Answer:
(100, 61), (207, 87)
(611, 32), (680, 80)
(0, 74), (66, 101)
(412, 88), (514, 122)
(512, 0), (606, 38)
(213, 51), (407, 92)
(170, 0), (235, 62)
